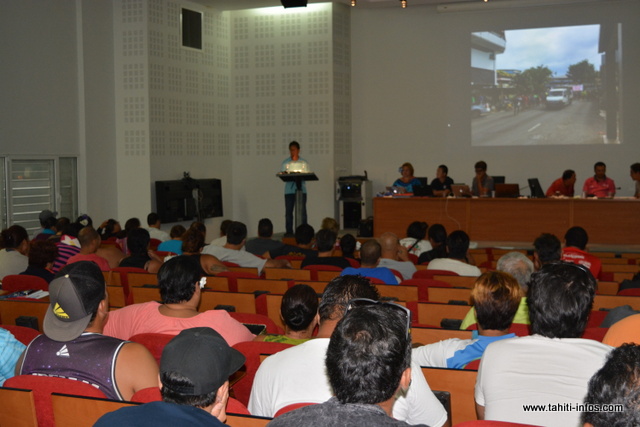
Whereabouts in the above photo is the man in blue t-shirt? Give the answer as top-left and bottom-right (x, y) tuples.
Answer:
(341, 239), (398, 285)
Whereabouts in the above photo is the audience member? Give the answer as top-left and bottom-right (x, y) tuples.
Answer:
(532, 232), (561, 270)
(320, 217), (339, 234)
(460, 251), (534, 330)
(66, 226), (111, 272)
(561, 226), (602, 278)
(157, 224), (186, 255)
(258, 284), (319, 345)
(0, 225), (30, 280)
(545, 169), (576, 197)
(95, 327), (245, 427)
(49, 217), (71, 243)
(180, 228), (227, 276)
(33, 214), (58, 242)
(0, 328), (26, 386)
(414, 271), (521, 368)
(97, 218), (121, 241)
(268, 224), (317, 259)
(119, 228), (163, 273)
(203, 222), (290, 274)
(378, 232), (417, 281)
(20, 240), (58, 283)
(427, 230), (481, 277)
(116, 217), (141, 255)
(245, 218), (284, 256)
(268, 302), (422, 427)
(210, 219), (232, 247)
(104, 255), (253, 344)
(430, 164), (454, 197)
(17, 261), (158, 400)
(632, 162), (640, 198)
(249, 275), (448, 426)
(300, 229), (350, 269)
(393, 162), (422, 193)
(471, 160), (494, 197)
(475, 261), (612, 426)
(602, 313), (640, 347)
(146, 212), (170, 242)
(583, 161), (616, 198)
(417, 224), (448, 264)
(51, 222), (82, 272)
(341, 240), (398, 285)
(400, 221), (432, 257)
(582, 344), (640, 427)
(31, 209), (57, 239)
(339, 233), (358, 261)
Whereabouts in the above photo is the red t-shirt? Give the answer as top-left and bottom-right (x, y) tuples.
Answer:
(561, 247), (602, 279)
(545, 177), (574, 197)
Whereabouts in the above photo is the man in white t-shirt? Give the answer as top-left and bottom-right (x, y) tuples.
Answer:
(202, 221), (289, 275)
(427, 230), (481, 277)
(378, 232), (417, 281)
(475, 261), (612, 427)
(249, 275), (449, 427)
(146, 213), (170, 242)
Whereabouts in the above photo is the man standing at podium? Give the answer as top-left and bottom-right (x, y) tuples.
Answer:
(281, 141), (309, 236)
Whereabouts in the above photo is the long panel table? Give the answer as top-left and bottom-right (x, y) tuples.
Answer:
(373, 197), (640, 245)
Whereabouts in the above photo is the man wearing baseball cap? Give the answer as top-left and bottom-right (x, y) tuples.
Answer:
(16, 261), (158, 400)
(95, 327), (245, 426)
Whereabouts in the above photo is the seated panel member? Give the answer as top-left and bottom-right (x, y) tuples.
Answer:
(545, 169), (576, 197)
(582, 161), (616, 198)
(471, 160), (494, 197)
(430, 164), (455, 197)
(393, 162), (423, 193)
(631, 162), (640, 198)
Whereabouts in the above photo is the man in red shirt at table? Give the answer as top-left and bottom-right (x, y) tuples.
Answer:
(561, 226), (602, 279)
(545, 169), (576, 197)
(582, 161), (616, 198)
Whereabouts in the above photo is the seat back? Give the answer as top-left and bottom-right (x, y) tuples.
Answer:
(2, 275), (49, 293)
(420, 367), (478, 425)
(264, 268), (311, 281)
(5, 375), (107, 427)
(274, 402), (316, 417)
(231, 341), (294, 406)
(129, 333), (174, 365)
(0, 386), (38, 427)
(111, 267), (148, 305)
(228, 312), (284, 335)
(413, 269), (459, 280)
(0, 324), (41, 345)
(51, 393), (135, 426)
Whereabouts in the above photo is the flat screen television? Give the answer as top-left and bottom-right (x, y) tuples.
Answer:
(155, 178), (222, 223)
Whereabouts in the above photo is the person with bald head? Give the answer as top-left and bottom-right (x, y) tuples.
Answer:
(377, 232), (417, 281)
(340, 240), (398, 285)
(65, 226), (111, 271)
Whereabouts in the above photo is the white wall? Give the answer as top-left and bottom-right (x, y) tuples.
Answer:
(351, 1), (640, 198)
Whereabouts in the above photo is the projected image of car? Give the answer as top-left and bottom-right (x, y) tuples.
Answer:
(471, 103), (490, 118)
(546, 88), (572, 109)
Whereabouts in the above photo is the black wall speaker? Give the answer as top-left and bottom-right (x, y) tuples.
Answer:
(281, 0), (307, 8)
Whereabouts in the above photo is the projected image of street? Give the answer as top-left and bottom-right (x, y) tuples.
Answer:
(470, 25), (622, 146)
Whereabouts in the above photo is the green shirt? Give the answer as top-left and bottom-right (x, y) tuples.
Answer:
(459, 297), (530, 330)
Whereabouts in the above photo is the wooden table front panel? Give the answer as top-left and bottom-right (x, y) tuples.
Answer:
(374, 197), (640, 245)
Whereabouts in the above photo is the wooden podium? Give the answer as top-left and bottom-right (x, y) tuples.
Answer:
(277, 172), (318, 231)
